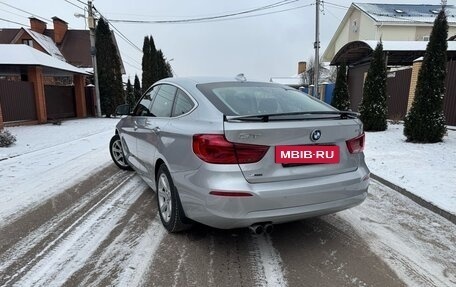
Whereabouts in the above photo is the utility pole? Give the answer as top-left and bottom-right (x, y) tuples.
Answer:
(88, 0), (101, 117)
(313, 0), (320, 98)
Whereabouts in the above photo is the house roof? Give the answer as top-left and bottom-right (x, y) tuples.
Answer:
(0, 44), (89, 75)
(14, 29), (66, 62)
(354, 3), (456, 25)
(322, 3), (456, 62)
(331, 40), (456, 66)
(56, 30), (92, 68)
(0, 26), (125, 73)
(0, 28), (19, 43)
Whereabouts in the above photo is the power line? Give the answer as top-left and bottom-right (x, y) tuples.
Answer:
(0, 1), (51, 22)
(63, 0), (85, 11)
(0, 7), (29, 19)
(122, 58), (141, 70)
(73, 0), (88, 7)
(92, 6), (142, 53)
(323, 1), (349, 10)
(196, 2), (314, 24)
(0, 17), (28, 26)
(107, 0), (302, 24)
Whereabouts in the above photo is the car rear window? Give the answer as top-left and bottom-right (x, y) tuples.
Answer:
(196, 82), (335, 116)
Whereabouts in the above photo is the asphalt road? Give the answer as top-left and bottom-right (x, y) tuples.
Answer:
(1, 164), (455, 287)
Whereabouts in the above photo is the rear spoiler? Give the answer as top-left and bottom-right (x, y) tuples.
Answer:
(224, 111), (360, 122)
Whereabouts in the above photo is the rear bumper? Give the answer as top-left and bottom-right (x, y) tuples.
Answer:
(173, 165), (369, 229)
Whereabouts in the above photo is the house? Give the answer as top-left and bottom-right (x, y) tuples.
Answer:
(0, 17), (124, 128)
(330, 40), (456, 125)
(270, 61), (336, 104)
(0, 17), (124, 73)
(323, 3), (456, 62)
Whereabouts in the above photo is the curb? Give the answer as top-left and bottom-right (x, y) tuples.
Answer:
(371, 173), (456, 225)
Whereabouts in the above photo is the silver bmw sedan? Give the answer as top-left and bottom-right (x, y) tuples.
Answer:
(109, 76), (369, 233)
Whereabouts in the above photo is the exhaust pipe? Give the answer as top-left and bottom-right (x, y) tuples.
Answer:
(264, 223), (273, 234)
(249, 224), (264, 235)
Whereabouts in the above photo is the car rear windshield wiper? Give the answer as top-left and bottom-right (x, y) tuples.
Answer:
(224, 111), (360, 122)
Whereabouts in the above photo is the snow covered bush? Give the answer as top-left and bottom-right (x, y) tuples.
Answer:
(359, 42), (388, 131)
(404, 9), (448, 143)
(0, 129), (16, 147)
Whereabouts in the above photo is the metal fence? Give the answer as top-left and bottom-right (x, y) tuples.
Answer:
(444, 60), (456, 126)
(386, 68), (412, 121)
(348, 63), (456, 126)
(44, 85), (76, 119)
(0, 80), (36, 122)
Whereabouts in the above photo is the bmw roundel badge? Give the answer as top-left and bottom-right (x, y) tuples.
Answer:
(310, 129), (321, 142)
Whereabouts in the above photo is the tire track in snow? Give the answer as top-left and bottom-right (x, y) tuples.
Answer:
(249, 234), (287, 287)
(0, 174), (145, 286)
(0, 165), (128, 256)
(335, 180), (456, 287)
(0, 130), (115, 226)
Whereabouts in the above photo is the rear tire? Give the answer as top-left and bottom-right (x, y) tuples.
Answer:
(109, 135), (133, 170)
(156, 164), (192, 232)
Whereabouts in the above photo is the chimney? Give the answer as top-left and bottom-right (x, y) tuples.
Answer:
(29, 17), (47, 34)
(298, 61), (307, 75)
(52, 17), (68, 45)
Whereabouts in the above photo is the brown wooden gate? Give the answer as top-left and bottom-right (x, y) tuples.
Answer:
(44, 85), (76, 119)
(445, 60), (456, 126)
(386, 68), (412, 120)
(347, 63), (369, 112)
(0, 80), (37, 122)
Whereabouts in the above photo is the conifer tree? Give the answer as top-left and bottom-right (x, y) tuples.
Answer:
(331, 62), (351, 110)
(125, 78), (135, 107)
(141, 36), (152, 91)
(156, 50), (173, 79)
(404, 9), (448, 142)
(149, 36), (159, 85)
(95, 18), (124, 117)
(134, 74), (141, 102)
(359, 42), (388, 131)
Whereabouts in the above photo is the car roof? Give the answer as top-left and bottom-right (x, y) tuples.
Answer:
(156, 76), (289, 90)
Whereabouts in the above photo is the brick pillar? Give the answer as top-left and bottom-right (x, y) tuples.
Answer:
(407, 58), (423, 113)
(28, 66), (47, 123)
(0, 102), (4, 130)
(74, 74), (87, 118)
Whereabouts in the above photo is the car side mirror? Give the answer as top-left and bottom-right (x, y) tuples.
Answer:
(116, 104), (131, 116)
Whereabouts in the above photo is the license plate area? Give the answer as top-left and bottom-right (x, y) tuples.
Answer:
(275, 145), (340, 164)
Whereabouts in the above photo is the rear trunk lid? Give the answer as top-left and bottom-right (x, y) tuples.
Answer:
(224, 118), (363, 183)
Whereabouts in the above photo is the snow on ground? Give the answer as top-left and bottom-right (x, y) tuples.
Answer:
(338, 180), (456, 286)
(0, 118), (119, 159)
(0, 118), (119, 225)
(364, 124), (456, 215)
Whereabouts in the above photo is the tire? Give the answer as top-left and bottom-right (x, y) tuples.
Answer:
(109, 135), (133, 170)
(156, 164), (192, 232)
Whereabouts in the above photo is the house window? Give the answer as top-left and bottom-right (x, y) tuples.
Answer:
(22, 39), (33, 47)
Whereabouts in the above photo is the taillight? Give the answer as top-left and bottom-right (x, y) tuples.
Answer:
(193, 134), (269, 164)
(346, 133), (365, 154)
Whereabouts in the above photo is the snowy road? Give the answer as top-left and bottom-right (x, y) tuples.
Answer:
(1, 120), (455, 286)
(1, 167), (455, 286)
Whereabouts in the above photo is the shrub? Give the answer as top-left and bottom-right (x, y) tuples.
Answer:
(359, 42), (388, 131)
(0, 129), (16, 147)
(404, 9), (448, 143)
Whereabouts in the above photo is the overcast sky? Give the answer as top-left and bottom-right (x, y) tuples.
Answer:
(0, 0), (451, 82)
